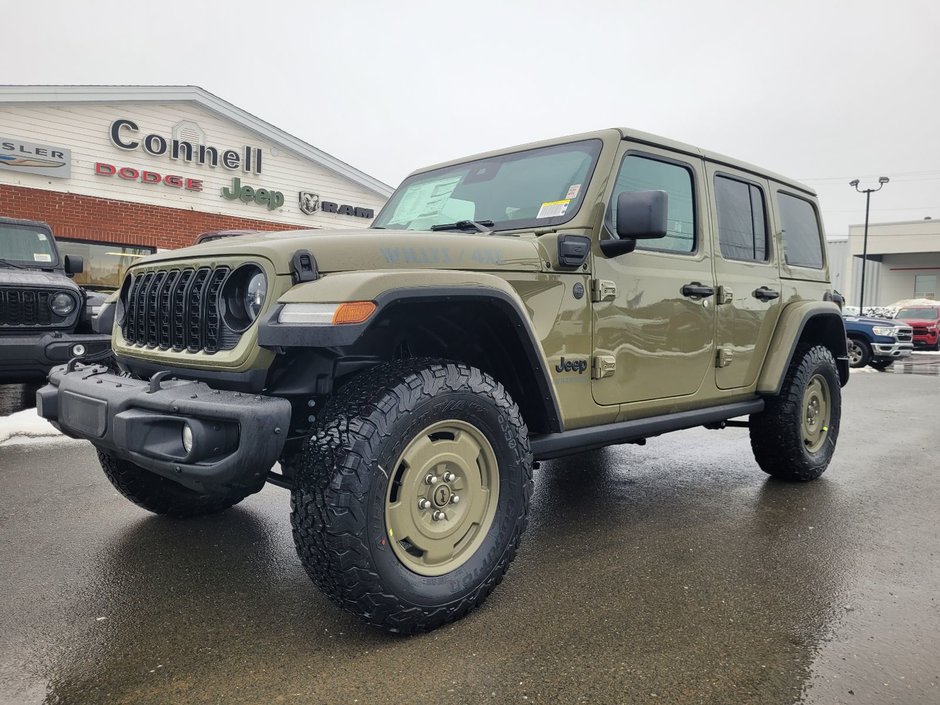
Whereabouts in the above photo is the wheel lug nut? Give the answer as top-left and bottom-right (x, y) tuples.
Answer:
(450, 495), (460, 504)
(418, 498), (431, 510)
(425, 474), (439, 485)
(432, 510), (446, 522)
(443, 472), (456, 482)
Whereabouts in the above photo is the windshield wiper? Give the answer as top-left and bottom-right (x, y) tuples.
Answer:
(429, 220), (495, 233)
(0, 258), (25, 269)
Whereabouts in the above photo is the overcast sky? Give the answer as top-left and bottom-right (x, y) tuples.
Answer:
(4, 0), (939, 236)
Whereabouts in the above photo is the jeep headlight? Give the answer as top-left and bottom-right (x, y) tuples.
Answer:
(50, 292), (75, 316)
(871, 326), (895, 336)
(221, 264), (267, 332)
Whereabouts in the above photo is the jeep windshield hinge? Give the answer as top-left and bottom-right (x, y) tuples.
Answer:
(591, 279), (617, 303)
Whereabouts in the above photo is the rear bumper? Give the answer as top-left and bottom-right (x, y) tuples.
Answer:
(0, 331), (111, 383)
(36, 364), (291, 494)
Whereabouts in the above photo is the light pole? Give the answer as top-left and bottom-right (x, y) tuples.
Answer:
(850, 176), (889, 313)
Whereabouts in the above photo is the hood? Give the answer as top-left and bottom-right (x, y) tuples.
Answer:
(845, 315), (902, 327)
(131, 228), (544, 275)
(0, 267), (78, 291)
(895, 317), (939, 326)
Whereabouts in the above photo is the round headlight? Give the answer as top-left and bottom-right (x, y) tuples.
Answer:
(245, 271), (267, 321)
(220, 265), (267, 332)
(50, 292), (75, 316)
(116, 274), (133, 326)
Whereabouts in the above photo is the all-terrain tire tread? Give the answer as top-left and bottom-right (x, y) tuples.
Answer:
(98, 450), (247, 517)
(290, 358), (532, 634)
(749, 344), (841, 482)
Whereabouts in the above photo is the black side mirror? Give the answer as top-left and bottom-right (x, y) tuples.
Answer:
(601, 190), (669, 258)
(64, 255), (84, 276)
(616, 190), (668, 239)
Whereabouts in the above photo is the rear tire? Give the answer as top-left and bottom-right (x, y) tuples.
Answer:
(290, 359), (532, 634)
(750, 345), (841, 482)
(846, 337), (871, 368)
(97, 450), (249, 517)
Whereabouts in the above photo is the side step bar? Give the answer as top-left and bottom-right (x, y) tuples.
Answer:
(530, 399), (765, 461)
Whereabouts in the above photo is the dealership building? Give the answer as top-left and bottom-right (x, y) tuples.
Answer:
(0, 85), (392, 289)
(840, 218), (940, 307)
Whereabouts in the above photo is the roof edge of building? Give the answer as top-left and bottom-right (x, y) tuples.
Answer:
(0, 84), (394, 198)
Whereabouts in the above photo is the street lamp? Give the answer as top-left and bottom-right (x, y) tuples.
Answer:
(850, 176), (889, 313)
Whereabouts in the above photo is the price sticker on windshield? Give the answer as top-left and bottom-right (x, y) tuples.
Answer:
(537, 199), (571, 219)
(33, 253), (52, 262)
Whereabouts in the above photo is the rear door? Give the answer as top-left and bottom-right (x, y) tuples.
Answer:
(706, 164), (782, 389)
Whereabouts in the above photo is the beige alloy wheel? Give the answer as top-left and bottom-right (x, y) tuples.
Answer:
(801, 374), (831, 453)
(385, 420), (500, 576)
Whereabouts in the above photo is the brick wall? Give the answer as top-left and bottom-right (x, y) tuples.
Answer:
(0, 184), (303, 249)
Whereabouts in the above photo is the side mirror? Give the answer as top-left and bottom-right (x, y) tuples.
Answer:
(64, 255), (84, 276)
(616, 190), (668, 239)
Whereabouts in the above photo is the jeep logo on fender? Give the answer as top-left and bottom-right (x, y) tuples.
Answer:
(221, 177), (284, 210)
(555, 357), (587, 374)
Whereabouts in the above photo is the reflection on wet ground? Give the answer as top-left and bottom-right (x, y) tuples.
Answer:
(0, 374), (937, 704)
(867, 352), (940, 375)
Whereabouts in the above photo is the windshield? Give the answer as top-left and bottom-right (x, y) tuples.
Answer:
(373, 139), (603, 232)
(0, 222), (58, 266)
(895, 307), (939, 320)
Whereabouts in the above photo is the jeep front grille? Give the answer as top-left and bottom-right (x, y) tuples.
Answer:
(121, 266), (240, 354)
(0, 287), (69, 328)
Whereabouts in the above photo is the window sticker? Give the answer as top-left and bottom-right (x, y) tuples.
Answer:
(391, 175), (462, 224)
(565, 184), (581, 199)
(33, 253), (52, 262)
(537, 199), (571, 219)
(37, 232), (48, 241)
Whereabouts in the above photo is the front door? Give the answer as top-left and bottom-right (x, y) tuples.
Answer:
(592, 147), (716, 407)
(706, 165), (782, 389)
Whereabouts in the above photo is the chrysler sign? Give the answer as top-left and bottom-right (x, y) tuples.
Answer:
(1, 136), (71, 178)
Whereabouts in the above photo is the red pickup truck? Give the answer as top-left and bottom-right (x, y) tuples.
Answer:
(894, 305), (940, 350)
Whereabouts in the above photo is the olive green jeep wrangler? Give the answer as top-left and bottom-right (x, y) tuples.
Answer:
(37, 129), (848, 633)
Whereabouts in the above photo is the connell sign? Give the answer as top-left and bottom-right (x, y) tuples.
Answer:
(109, 119), (263, 174)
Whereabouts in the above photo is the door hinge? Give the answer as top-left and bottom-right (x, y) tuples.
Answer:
(717, 285), (734, 305)
(716, 346), (734, 368)
(592, 354), (616, 379)
(591, 279), (617, 302)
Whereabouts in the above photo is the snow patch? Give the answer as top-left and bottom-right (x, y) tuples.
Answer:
(0, 408), (66, 446)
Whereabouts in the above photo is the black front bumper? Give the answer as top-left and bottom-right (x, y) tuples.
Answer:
(37, 364), (292, 495)
(0, 331), (111, 383)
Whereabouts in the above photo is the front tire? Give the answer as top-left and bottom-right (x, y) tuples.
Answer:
(290, 359), (532, 634)
(750, 345), (841, 482)
(97, 450), (249, 517)
(846, 337), (871, 368)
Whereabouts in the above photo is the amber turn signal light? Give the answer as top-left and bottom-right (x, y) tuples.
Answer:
(332, 301), (376, 325)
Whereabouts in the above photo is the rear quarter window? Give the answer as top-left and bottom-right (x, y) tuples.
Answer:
(777, 192), (824, 269)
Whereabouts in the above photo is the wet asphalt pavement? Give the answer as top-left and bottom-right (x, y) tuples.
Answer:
(1, 371), (938, 705)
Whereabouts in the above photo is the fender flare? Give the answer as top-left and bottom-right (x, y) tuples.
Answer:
(757, 302), (849, 395)
(259, 284), (564, 433)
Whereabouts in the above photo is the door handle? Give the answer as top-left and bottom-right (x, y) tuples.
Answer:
(753, 286), (780, 302)
(681, 282), (715, 298)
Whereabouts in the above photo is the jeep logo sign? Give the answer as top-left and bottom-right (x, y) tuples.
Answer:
(221, 177), (284, 210)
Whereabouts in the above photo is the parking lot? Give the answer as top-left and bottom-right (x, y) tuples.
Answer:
(0, 368), (937, 705)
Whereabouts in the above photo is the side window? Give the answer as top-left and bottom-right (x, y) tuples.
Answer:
(777, 192), (824, 269)
(609, 155), (695, 254)
(715, 175), (768, 262)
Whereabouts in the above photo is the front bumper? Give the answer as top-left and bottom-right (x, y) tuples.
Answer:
(912, 332), (939, 348)
(0, 331), (111, 383)
(36, 364), (291, 494)
(871, 341), (914, 358)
